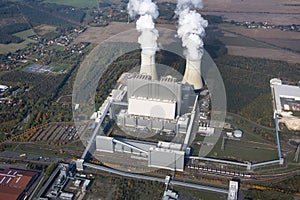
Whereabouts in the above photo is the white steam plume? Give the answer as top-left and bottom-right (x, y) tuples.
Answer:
(127, 0), (159, 55)
(176, 0), (203, 13)
(175, 0), (208, 60)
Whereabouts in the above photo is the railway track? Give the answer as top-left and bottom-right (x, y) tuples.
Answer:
(186, 164), (300, 183)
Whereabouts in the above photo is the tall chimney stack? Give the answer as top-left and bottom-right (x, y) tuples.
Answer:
(140, 52), (157, 80)
(182, 58), (202, 90)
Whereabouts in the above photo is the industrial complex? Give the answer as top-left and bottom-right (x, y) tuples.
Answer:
(68, 30), (293, 200)
(36, 163), (91, 200)
(1, 0), (299, 198)
(87, 44), (203, 173)
(0, 25), (294, 200)
(270, 78), (300, 131)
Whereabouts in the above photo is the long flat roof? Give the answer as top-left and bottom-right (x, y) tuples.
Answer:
(0, 168), (37, 199)
(273, 84), (300, 112)
(115, 137), (156, 152)
(0, 85), (8, 90)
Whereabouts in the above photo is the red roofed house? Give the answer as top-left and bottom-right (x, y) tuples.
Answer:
(0, 168), (38, 200)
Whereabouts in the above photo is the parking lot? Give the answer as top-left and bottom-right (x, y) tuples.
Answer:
(30, 123), (87, 145)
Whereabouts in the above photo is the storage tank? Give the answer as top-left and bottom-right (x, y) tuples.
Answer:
(233, 130), (243, 138)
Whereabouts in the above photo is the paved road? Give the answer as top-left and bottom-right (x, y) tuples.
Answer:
(83, 162), (228, 194)
(0, 150), (59, 164)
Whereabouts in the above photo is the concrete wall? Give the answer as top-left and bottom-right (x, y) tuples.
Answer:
(148, 148), (185, 171)
(96, 136), (114, 153)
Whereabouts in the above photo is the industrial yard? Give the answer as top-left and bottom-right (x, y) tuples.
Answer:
(0, 0), (299, 199)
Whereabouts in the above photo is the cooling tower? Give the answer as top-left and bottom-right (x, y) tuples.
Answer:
(140, 52), (158, 80)
(182, 59), (203, 90)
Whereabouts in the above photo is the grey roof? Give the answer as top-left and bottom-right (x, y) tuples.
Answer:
(273, 84), (300, 112)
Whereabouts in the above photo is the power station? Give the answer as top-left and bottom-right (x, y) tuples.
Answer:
(92, 48), (203, 172)
(85, 0), (210, 173)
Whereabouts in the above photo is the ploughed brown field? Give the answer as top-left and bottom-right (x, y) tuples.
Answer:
(202, 0), (300, 25)
(74, 22), (176, 44)
(219, 25), (300, 63)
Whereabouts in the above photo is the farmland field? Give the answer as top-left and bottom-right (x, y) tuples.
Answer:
(0, 29), (37, 54)
(202, 0), (300, 25)
(14, 29), (35, 38)
(259, 38), (300, 52)
(217, 24), (300, 63)
(203, 0), (300, 13)
(218, 35), (274, 48)
(219, 24), (300, 51)
(226, 46), (300, 64)
(42, 0), (98, 8)
(73, 22), (136, 44)
(74, 22), (176, 44)
(220, 25), (300, 40)
(34, 24), (57, 36)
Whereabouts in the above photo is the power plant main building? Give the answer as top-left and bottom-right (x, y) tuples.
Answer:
(93, 47), (203, 172)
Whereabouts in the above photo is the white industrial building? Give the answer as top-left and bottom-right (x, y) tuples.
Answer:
(270, 78), (300, 115)
(91, 36), (204, 172)
(116, 73), (197, 134)
(270, 78), (300, 130)
(95, 135), (186, 171)
(148, 142), (185, 171)
(93, 71), (199, 171)
(0, 85), (8, 92)
(227, 181), (239, 200)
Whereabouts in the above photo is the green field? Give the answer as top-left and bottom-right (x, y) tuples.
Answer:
(0, 29), (37, 54)
(207, 138), (278, 162)
(0, 42), (28, 54)
(52, 63), (70, 72)
(43, 0), (98, 8)
(9, 0), (98, 8)
(34, 24), (57, 35)
(174, 186), (226, 200)
(13, 29), (35, 38)
(194, 114), (282, 163)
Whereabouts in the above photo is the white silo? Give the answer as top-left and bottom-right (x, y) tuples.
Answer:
(140, 52), (158, 80)
(233, 130), (243, 138)
(182, 58), (202, 90)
